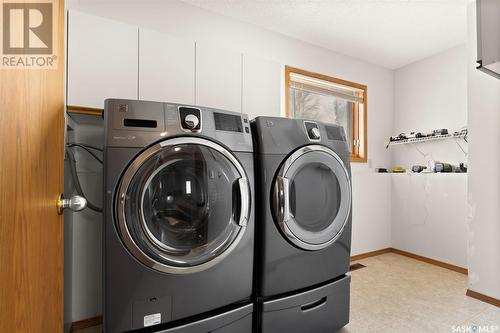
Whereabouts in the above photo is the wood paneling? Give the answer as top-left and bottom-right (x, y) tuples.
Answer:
(67, 105), (103, 117)
(390, 248), (468, 275)
(0, 1), (65, 332)
(350, 248), (392, 261)
(351, 248), (468, 275)
(466, 289), (500, 308)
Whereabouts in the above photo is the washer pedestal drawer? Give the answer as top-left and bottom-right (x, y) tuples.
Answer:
(260, 275), (350, 333)
(154, 303), (253, 333)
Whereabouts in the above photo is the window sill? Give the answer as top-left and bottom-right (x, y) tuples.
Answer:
(350, 155), (367, 163)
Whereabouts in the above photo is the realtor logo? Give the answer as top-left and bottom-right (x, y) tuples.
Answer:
(1, 0), (58, 69)
(3, 2), (52, 54)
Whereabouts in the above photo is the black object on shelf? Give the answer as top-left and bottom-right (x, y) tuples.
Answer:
(406, 132), (426, 139)
(390, 133), (407, 142)
(412, 165), (427, 173)
(433, 129), (448, 136)
(386, 128), (467, 148)
(435, 162), (453, 173)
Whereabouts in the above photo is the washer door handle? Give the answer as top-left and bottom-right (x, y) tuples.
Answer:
(237, 177), (250, 226)
(278, 176), (292, 223)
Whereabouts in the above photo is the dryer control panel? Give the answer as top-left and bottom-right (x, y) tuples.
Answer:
(304, 121), (321, 141)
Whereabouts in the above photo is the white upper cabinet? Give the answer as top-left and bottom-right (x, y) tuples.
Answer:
(242, 54), (282, 119)
(195, 43), (242, 113)
(67, 11), (138, 109)
(139, 29), (195, 104)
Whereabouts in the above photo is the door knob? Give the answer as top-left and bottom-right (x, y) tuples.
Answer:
(57, 194), (87, 215)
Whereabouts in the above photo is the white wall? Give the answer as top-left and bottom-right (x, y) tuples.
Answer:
(391, 46), (469, 268)
(67, 1), (394, 255)
(394, 45), (467, 137)
(66, 116), (104, 323)
(391, 173), (468, 268)
(66, 0), (394, 321)
(466, 2), (500, 300)
(393, 45), (468, 169)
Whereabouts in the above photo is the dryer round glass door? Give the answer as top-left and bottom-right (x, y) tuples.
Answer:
(116, 137), (250, 274)
(272, 145), (351, 251)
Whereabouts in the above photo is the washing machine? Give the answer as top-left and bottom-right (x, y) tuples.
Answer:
(103, 99), (254, 333)
(251, 117), (352, 333)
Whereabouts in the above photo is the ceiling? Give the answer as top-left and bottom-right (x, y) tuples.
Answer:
(181, 0), (468, 69)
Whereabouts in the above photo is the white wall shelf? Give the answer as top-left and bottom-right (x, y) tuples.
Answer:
(385, 130), (467, 148)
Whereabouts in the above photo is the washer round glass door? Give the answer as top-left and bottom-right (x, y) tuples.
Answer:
(116, 137), (250, 274)
(272, 145), (351, 251)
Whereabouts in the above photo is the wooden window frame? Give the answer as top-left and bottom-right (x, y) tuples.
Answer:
(285, 66), (368, 163)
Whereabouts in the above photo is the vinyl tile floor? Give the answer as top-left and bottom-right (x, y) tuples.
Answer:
(75, 253), (500, 333)
(341, 253), (499, 333)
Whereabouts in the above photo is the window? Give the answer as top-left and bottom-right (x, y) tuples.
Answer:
(285, 66), (367, 162)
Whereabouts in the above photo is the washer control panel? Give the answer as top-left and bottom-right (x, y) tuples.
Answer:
(214, 112), (243, 133)
(179, 106), (201, 132)
(105, 99), (253, 151)
(304, 121), (321, 141)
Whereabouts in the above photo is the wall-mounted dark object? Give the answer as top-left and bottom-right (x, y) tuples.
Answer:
(412, 165), (427, 173)
(477, 0), (500, 80)
(389, 133), (407, 142)
(433, 129), (448, 136)
(435, 162), (453, 173)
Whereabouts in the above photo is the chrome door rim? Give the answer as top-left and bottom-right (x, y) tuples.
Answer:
(273, 145), (351, 251)
(116, 137), (251, 274)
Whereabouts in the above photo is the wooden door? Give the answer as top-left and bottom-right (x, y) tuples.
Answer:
(0, 0), (65, 332)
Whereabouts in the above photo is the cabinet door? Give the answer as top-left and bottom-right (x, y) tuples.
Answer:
(242, 54), (282, 119)
(67, 11), (138, 109)
(196, 43), (242, 112)
(139, 29), (195, 104)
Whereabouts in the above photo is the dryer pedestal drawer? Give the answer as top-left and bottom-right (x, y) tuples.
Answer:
(260, 275), (350, 333)
(157, 303), (253, 333)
